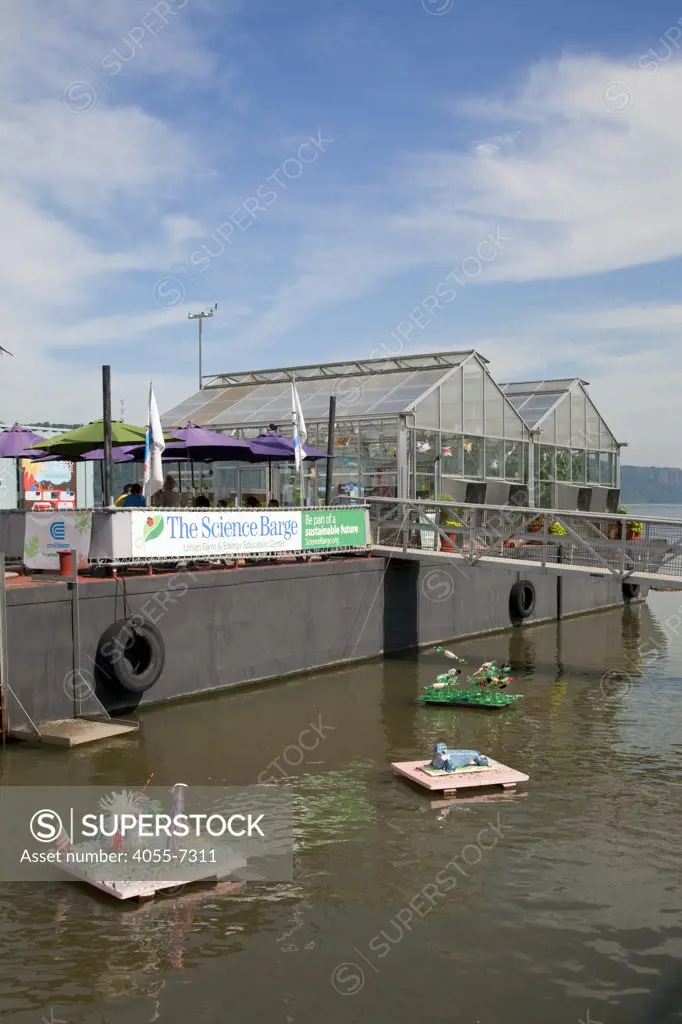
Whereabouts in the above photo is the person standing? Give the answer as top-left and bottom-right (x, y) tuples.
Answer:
(153, 475), (181, 507)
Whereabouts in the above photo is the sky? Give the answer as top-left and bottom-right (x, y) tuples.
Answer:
(2, 0), (681, 464)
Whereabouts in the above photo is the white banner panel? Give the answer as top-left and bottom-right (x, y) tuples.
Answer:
(130, 509), (304, 559)
(23, 510), (93, 570)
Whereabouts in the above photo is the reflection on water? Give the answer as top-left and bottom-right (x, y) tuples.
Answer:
(1, 593), (682, 1023)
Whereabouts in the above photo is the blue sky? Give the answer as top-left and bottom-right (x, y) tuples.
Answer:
(2, 0), (681, 462)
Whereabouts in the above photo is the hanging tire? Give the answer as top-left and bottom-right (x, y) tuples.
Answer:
(509, 580), (535, 624)
(622, 582), (641, 603)
(96, 617), (165, 694)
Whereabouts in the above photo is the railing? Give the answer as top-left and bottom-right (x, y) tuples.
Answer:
(337, 497), (682, 585)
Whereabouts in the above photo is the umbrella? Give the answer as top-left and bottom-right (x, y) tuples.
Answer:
(0, 423), (46, 457)
(127, 424), (253, 463)
(28, 419), (152, 458)
(247, 433), (331, 461)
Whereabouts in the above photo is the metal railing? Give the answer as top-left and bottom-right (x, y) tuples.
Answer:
(340, 497), (682, 586)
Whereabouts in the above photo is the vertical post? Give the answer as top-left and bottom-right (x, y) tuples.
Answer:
(557, 543), (563, 620)
(0, 551), (7, 743)
(102, 364), (112, 507)
(541, 512), (549, 568)
(397, 416), (408, 499)
(198, 316), (203, 391)
(527, 435), (536, 510)
(324, 395), (336, 506)
(70, 549), (81, 719)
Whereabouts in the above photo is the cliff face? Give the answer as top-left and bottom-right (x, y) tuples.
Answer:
(620, 465), (682, 504)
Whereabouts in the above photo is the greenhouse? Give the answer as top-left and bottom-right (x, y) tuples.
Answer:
(161, 351), (622, 510)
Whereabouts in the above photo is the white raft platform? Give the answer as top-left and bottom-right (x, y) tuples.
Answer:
(59, 849), (248, 901)
(392, 757), (529, 798)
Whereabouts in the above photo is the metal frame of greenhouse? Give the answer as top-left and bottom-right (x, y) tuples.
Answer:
(161, 350), (623, 511)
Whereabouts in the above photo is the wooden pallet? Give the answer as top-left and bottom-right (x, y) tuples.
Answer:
(59, 848), (247, 901)
(392, 758), (529, 797)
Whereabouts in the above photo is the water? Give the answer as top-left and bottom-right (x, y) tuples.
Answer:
(1, 588), (682, 1023)
(628, 504), (682, 520)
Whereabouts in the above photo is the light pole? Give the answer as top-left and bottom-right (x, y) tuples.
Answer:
(188, 304), (217, 391)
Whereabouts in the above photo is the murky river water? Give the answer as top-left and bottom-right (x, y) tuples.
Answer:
(1, 589), (682, 1024)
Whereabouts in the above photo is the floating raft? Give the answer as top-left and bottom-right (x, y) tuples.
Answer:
(392, 757), (529, 796)
(59, 842), (247, 901)
(417, 687), (522, 709)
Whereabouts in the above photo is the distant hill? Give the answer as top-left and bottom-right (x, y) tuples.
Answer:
(620, 465), (682, 504)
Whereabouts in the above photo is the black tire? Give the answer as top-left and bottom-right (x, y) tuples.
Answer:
(509, 580), (536, 624)
(96, 617), (165, 694)
(622, 581), (641, 603)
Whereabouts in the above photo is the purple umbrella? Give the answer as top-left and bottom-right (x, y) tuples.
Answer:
(0, 423), (46, 458)
(127, 424), (253, 462)
(34, 447), (137, 463)
(247, 433), (331, 461)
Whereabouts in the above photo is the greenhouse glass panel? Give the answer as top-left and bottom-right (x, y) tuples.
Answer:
(599, 417), (616, 452)
(554, 395), (571, 445)
(462, 361), (484, 434)
(366, 369), (446, 414)
(414, 387), (440, 428)
(440, 371), (463, 432)
(600, 452), (614, 486)
(555, 448), (570, 482)
(516, 396), (557, 426)
(570, 390), (586, 447)
(538, 483), (553, 509)
(539, 445), (554, 481)
(585, 399), (600, 450)
(503, 401), (524, 439)
(360, 421), (398, 497)
(484, 375), (504, 437)
(540, 409), (556, 444)
(587, 451), (599, 483)
(571, 449), (586, 483)
(463, 436), (483, 478)
(504, 441), (523, 481)
(414, 430), (439, 497)
(441, 435), (463, 476)
(485, 438), (503, 477)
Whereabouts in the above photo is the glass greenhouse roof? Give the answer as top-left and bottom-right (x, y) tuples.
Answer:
(162, 351), (478, 428)
(499, 379), (581, 429)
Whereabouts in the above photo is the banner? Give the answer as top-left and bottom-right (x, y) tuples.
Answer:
(130, 507), (368, 559)
(22, 459), (77, 511)
(23, 510), (93, 570)
(301, 508), (367, 550)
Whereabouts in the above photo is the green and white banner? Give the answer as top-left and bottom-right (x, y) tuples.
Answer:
(130, 507), (368, 559)
(300, 508), (367, 550)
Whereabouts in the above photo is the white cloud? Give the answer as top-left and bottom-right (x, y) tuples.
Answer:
(0, 0), (225, 421)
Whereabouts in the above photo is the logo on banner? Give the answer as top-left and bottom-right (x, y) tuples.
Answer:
(144, 516), (165, 542)
(49, 521), (66, 541)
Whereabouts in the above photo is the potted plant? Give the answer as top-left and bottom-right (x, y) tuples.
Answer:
(618, 505), (643, 540)
(436, 495), (462, 552)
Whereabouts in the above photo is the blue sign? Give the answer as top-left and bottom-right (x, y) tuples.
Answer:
(49, 521), (66, 541)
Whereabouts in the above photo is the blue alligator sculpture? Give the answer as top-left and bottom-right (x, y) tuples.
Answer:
(430, 742), (489, 772)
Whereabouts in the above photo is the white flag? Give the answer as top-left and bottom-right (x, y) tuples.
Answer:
(143, 383), (165, 501)
(291, 379), (307, 471)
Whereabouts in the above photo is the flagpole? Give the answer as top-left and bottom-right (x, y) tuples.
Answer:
(291, 373), (305, 507)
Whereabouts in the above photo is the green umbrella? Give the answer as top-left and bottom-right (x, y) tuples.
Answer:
(28, 419), (161, 458)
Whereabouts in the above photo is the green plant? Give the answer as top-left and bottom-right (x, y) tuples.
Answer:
(617, 506), (643, 534)
(549, 521), (568, 536)
(435, 495), (462, 528)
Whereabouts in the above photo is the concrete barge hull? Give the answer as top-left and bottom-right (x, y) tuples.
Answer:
(5, 557), (632, 726)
